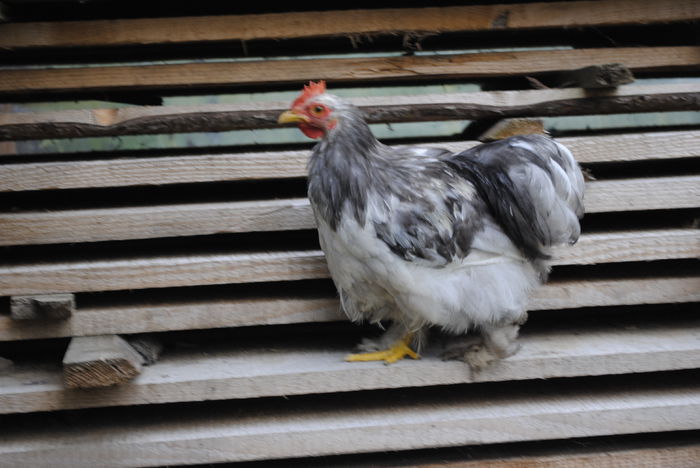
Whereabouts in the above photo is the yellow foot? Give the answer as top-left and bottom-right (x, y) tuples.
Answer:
(345, 335), (420, 364)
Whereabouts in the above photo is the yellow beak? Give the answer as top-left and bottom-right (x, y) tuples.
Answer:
(278, 110), (310, 124)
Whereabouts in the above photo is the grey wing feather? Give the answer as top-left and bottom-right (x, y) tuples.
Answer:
(446, 134), (585, 260)
(370, 146), (484, 267)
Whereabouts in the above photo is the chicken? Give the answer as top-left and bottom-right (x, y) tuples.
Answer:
(278, 81), (585, 370)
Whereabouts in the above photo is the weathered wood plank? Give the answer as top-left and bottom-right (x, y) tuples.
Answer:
(2, 128), (699, 191)
(0, 149), (310, 187)
(62, 335), (144, 388)
(0, 229), (697, 296)
(0, 296), (340, 341)
(583, 175), (700, 214)
(1, 47), (698, 95)
(2, 83), (698, 140)
(1, 320), (698, 414)
(0, 380), (698, 466)
(0, 275), (697, 341)
(2, 0), (698, 49)
(550, 229), (700, 266)
(0, 199), (315, 246)
(10, 293), (74, 320)
(0, 250), (329, 296)
(562, 130), (700, 163)
(411, 445), (700, 468)
(0, 176), (697, 246)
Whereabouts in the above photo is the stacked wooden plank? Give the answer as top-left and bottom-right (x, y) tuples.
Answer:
(0, 1), (699, 466)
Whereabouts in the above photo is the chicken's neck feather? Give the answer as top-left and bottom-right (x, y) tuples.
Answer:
(307, 108), (388, 231)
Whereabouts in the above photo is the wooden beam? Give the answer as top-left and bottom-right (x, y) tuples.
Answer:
(0, 175), (697, 246)
(0, 47), (697, 95)
(1, 319), (698, 414)
(1, 0), (698, 49)
(0, 229), (697, 296)
(0, 82), (698, 142)
(1, 127), (698, 190)
(0, 380), (698, 466)
(62, 335), (144, 388)
(1, 275), (697, 341)
(9, 293), (74, 320)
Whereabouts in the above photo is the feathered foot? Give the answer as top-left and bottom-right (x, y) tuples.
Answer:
(345, 333), (419, 364)
(442, 317), (525, 372)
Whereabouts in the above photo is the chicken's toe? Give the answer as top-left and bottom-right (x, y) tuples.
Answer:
(345, 334), (419, 364)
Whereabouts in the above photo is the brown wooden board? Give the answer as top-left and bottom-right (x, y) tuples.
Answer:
(1, 0), (698, 49)
(0, 47), (698, 95)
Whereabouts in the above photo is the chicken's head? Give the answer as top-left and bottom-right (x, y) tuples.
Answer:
(278, 81), (339, 139)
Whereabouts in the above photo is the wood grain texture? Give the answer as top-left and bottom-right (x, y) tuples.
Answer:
(0, 198), (316, 246)
(550, 229), (700, 266)
(0, 275), (697, 341)
(583, 175), (700, 214)
(0, 175), (697, 246)
(1, 47), (698, 95)
(1, 319), (698, 414)
(2, 129), (697, 190)
(0, 250), (330, 296)
(0, 380), (698, 466)
(1, 0), (698, 48)
(2, 83), (698, 140)
(62, 335), (144, 388)
(10, 293), (74, 320)
(411, 445), (700, 468)
(0, 229), (697, 296)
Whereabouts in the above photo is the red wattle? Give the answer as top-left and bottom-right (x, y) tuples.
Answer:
(299, 123), (324, 139)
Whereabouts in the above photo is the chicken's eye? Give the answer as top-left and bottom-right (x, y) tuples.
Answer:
(309, 104), (327, 116)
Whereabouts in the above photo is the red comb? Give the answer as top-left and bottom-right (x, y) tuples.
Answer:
(292, 80), (326, 107)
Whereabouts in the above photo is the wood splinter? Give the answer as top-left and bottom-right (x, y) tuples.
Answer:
(10, 293), (75, 320)
(63, 335), (145, 388)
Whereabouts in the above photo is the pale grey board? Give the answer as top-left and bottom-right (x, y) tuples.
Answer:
(0, 380), (698, 467)
(1, 319), (699, 414)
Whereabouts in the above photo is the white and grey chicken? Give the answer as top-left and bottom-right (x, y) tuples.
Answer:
(279, 81), (585, 370)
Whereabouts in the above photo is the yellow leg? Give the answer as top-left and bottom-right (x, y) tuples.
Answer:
(345, 333), (420, 364)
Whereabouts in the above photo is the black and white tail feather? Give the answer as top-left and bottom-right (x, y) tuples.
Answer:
(448, 136), (585, 266)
